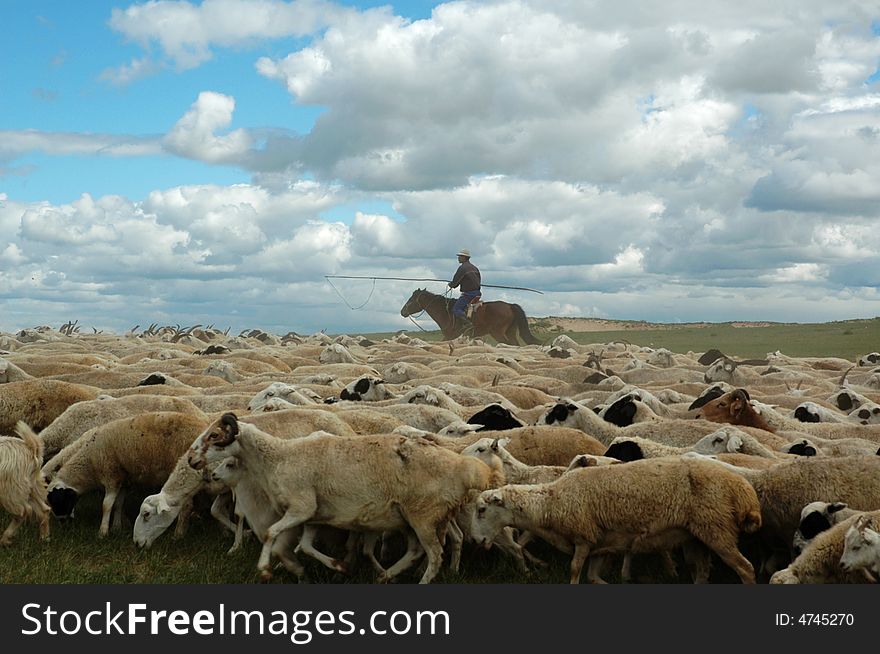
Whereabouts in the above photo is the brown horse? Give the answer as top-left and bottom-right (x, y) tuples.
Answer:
(400, 288), (541, 345)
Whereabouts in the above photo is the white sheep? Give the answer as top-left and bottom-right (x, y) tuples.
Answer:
(319, 343), (359, 364)
(208, 456), (306, 578)
(39, 393), (206, 458)
(839, 511), (880, 578)
(461, 437), (567, 484)
(791, 501), (860, 557)
(187, 414), (504, 583)
(47, 411), (210, 536)
(471, 457), (761, 584)
(780, 436), (880, 458)
(0, 422), (50, 545)
(770, 511), (880, 584)
(133, 453), (236, 549)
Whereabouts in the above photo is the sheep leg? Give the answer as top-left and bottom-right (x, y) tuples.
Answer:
(683, 541), (712, 583)
(409, 520), (446, 584)
(361, 532), (386, 575)
(569, 543), (592, 584)
(345, 530), (363, 572)
(173, 498), (194, 539)
(210, 493), (237, 534)
(228, 514), (245, 554)
(446, 521), (463, 574)
(110, 487), (127, 532)
(273, 528), (306, 580)
(379, 532), (425, 583)
(620, 553), (633, 582)
(514, 529), (550, 568)
(0, 516), (24, 546)
(697, 530), (756, 585)
(99, 487), (120, 538)
(258, 498), (315, 581)
(295, 524), (348, 574)
(493, 528), (530, 574)
(586, 555), (610, 584)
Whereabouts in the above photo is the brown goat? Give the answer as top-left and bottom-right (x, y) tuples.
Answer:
(698, 388), (777, 433)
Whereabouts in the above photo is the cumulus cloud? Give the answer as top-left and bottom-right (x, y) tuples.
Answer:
(108, 0), (352, 69)
(163, 91), (253, 163)
(4, 1), (880, 331)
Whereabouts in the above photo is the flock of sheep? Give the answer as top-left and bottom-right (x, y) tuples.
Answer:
(2, 323), (880, 584)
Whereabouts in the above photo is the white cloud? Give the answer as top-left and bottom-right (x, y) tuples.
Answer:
(5, 2), (880, 332)
(163, 91), (253, 163)
(108, 0), (352, 69)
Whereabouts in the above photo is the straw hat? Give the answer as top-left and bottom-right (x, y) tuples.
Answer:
(456, 249), (471, 258)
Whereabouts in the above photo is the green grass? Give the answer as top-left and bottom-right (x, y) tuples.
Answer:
(2, 495), (745, 584)
(367, 317), (880, 361)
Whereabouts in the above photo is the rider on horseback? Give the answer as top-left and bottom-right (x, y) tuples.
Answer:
(449, 248), (481, 335)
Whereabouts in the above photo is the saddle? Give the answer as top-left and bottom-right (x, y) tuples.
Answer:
(466, 294), (482, 320)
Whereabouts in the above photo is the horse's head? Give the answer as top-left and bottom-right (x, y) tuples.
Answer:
(400, 288), (426, 317)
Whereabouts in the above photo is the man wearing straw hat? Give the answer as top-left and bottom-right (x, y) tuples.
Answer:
(448, 248), (481, 334)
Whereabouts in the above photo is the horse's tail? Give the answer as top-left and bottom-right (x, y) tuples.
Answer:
(512, 304), (540, 345)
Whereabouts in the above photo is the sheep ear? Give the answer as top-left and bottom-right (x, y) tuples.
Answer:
(499, 437), (511, 448)
(828, 502), (847, 514)
(490, 438), (500, 451)
(156, 496), (171, 514)
(726, 435), (743, 453)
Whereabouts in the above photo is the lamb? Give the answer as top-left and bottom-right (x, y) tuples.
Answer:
(187, 414), (504, 583)
(0, 422), (50, 545)
(46, 411), (210, 536)
(208, 456), (306, 577)
(0, 379), (100, 434)
(792, 501), (860, 557)
(769, 511), (880, 584)
(471, 456), (761, 584)
(839, 512), (880, 578)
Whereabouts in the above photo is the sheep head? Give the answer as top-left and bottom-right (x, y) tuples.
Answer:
(188, 412), (240, 469)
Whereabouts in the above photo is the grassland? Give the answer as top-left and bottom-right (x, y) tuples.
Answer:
(1, 318), (878, 584)
(386, 316), (880, 360)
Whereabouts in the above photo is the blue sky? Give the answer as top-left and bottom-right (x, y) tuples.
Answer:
(1, 1), (880, 334)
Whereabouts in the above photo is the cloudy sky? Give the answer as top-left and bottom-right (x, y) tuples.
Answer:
(2, 1), (879, 335)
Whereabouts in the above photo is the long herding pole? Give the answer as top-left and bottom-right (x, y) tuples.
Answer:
(324, 275), (544, 294)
